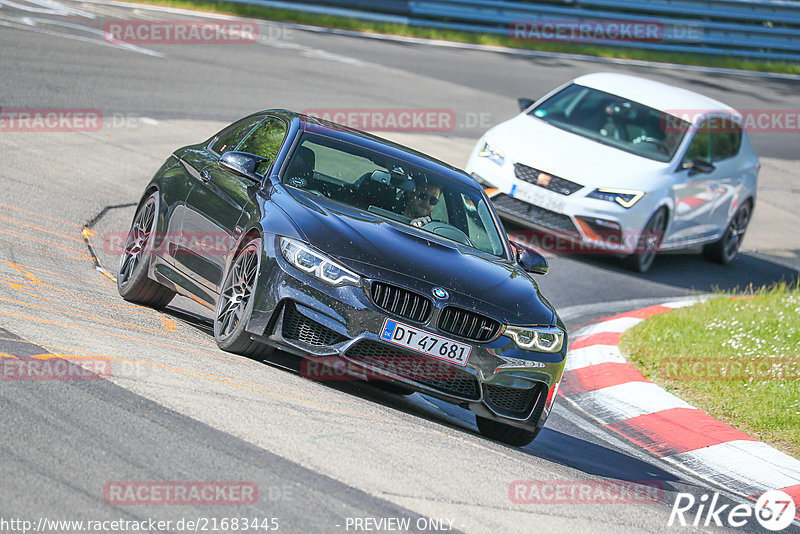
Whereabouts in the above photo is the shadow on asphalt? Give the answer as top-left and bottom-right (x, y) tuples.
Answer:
(134, 311), (770, 524)
(161, 306), (214, 335)
(566, 251), (799, 292)
(504, 220), (798, 298)
(245, 350), (692, 493)
(530, 426), (680, 485)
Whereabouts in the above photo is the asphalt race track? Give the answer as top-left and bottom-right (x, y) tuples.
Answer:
(1, 1), (799, 532)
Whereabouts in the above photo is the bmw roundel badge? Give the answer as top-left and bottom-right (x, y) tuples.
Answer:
(432, 287), (449, 300)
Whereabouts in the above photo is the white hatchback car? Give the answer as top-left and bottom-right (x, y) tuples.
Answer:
(466, 72), (759, 272)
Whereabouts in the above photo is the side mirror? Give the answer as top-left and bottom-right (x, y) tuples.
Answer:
(518, 97), (536, 112)
(683, 158), (715, 176)
(219, 151), (270, 182)
(511, 241), (549, 275)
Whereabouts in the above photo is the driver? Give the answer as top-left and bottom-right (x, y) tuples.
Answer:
(661, 127), (685, 155)
(403, 180), (441, 227)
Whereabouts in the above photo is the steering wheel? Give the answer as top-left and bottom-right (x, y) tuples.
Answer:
(421, 221), (474, 247)
(633, 136), (669, 155)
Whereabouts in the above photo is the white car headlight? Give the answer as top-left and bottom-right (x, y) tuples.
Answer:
(503, 325), (564, 353)
(279, 237), (360, 287)
(478, 140), (505, 166)
(586, 188), (645, 209)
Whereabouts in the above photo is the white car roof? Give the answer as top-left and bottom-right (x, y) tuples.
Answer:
(572, 73), (738, 124)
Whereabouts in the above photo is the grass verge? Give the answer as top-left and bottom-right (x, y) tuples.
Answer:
(129, 0), (800, 75)
(619, 284), (800, 458)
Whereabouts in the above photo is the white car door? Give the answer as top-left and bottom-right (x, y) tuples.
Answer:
(705, 118), (747, 235)
(667, 118), (723, 246)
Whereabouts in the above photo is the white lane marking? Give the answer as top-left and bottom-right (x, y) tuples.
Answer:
(285, 18), (800, 82)
(0, 0), (94, 18)
(670, 440), (800, 495)
(139, 117), (158, 125)
(565, 344), (626, 372)
(575, 316), (643, 337)
(54, 0), (800, 81)
(259, 38), (303, 50)
(74, 0), (371, 66)
(74, 0), (265, 20)
(55, 0), (368, 67)
(0, 15), (162, 56)
(299, 47), (366, 66)
(256, 36), (367, 66)
(570, 382), (694, 424)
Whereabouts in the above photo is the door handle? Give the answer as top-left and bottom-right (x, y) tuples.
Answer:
(201, 169), (211, 183)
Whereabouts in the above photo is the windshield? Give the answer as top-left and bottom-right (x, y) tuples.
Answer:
(282, 133), (507, 257)
(531, 83), (691, 162)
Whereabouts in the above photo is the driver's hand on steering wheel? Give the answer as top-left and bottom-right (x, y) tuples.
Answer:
(410, 216), (432, 228)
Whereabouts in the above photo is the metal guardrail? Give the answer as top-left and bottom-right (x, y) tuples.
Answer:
(227, 0), (800, 61)
(574, 0), (800, 24)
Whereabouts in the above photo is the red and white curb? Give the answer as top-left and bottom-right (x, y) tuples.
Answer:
(558, 299), (800, 511)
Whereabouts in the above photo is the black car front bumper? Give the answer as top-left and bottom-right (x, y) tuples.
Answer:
(247, 244), (567, 433)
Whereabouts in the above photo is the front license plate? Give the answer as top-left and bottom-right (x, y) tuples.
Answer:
(379, 319), (471, 366)
(511, 182), (565, 213)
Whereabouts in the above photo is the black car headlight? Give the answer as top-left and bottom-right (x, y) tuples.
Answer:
(586, 188), (644, 209)
(503, 325), (564, 352)
(279, 237), (360, 287)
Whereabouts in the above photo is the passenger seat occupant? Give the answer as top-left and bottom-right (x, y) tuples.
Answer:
(286, 146), (316, 180)
(352, 171), (400, 212)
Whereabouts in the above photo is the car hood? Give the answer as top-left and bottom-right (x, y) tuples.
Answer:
(486, 114), (670, 189)
(273, 187), (556, 325)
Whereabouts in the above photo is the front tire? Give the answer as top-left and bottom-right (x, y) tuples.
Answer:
(214, 238), (273, 358)
(476, 415), (540, 447)
(623, 208), (667, 274)
(117, 193), (175, 309)
(703, 201), (751, 264)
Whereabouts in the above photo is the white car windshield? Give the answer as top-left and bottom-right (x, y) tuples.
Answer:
(531, 83), (691, 162)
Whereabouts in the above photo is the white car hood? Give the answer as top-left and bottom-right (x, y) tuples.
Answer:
(487, 114), (670, 189)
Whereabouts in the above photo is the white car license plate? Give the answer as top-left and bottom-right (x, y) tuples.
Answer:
(510, 182), (565, 213)
(379, 319), (471, 366)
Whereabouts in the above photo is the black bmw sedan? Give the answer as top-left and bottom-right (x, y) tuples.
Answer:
(117, 110), (567, 446)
